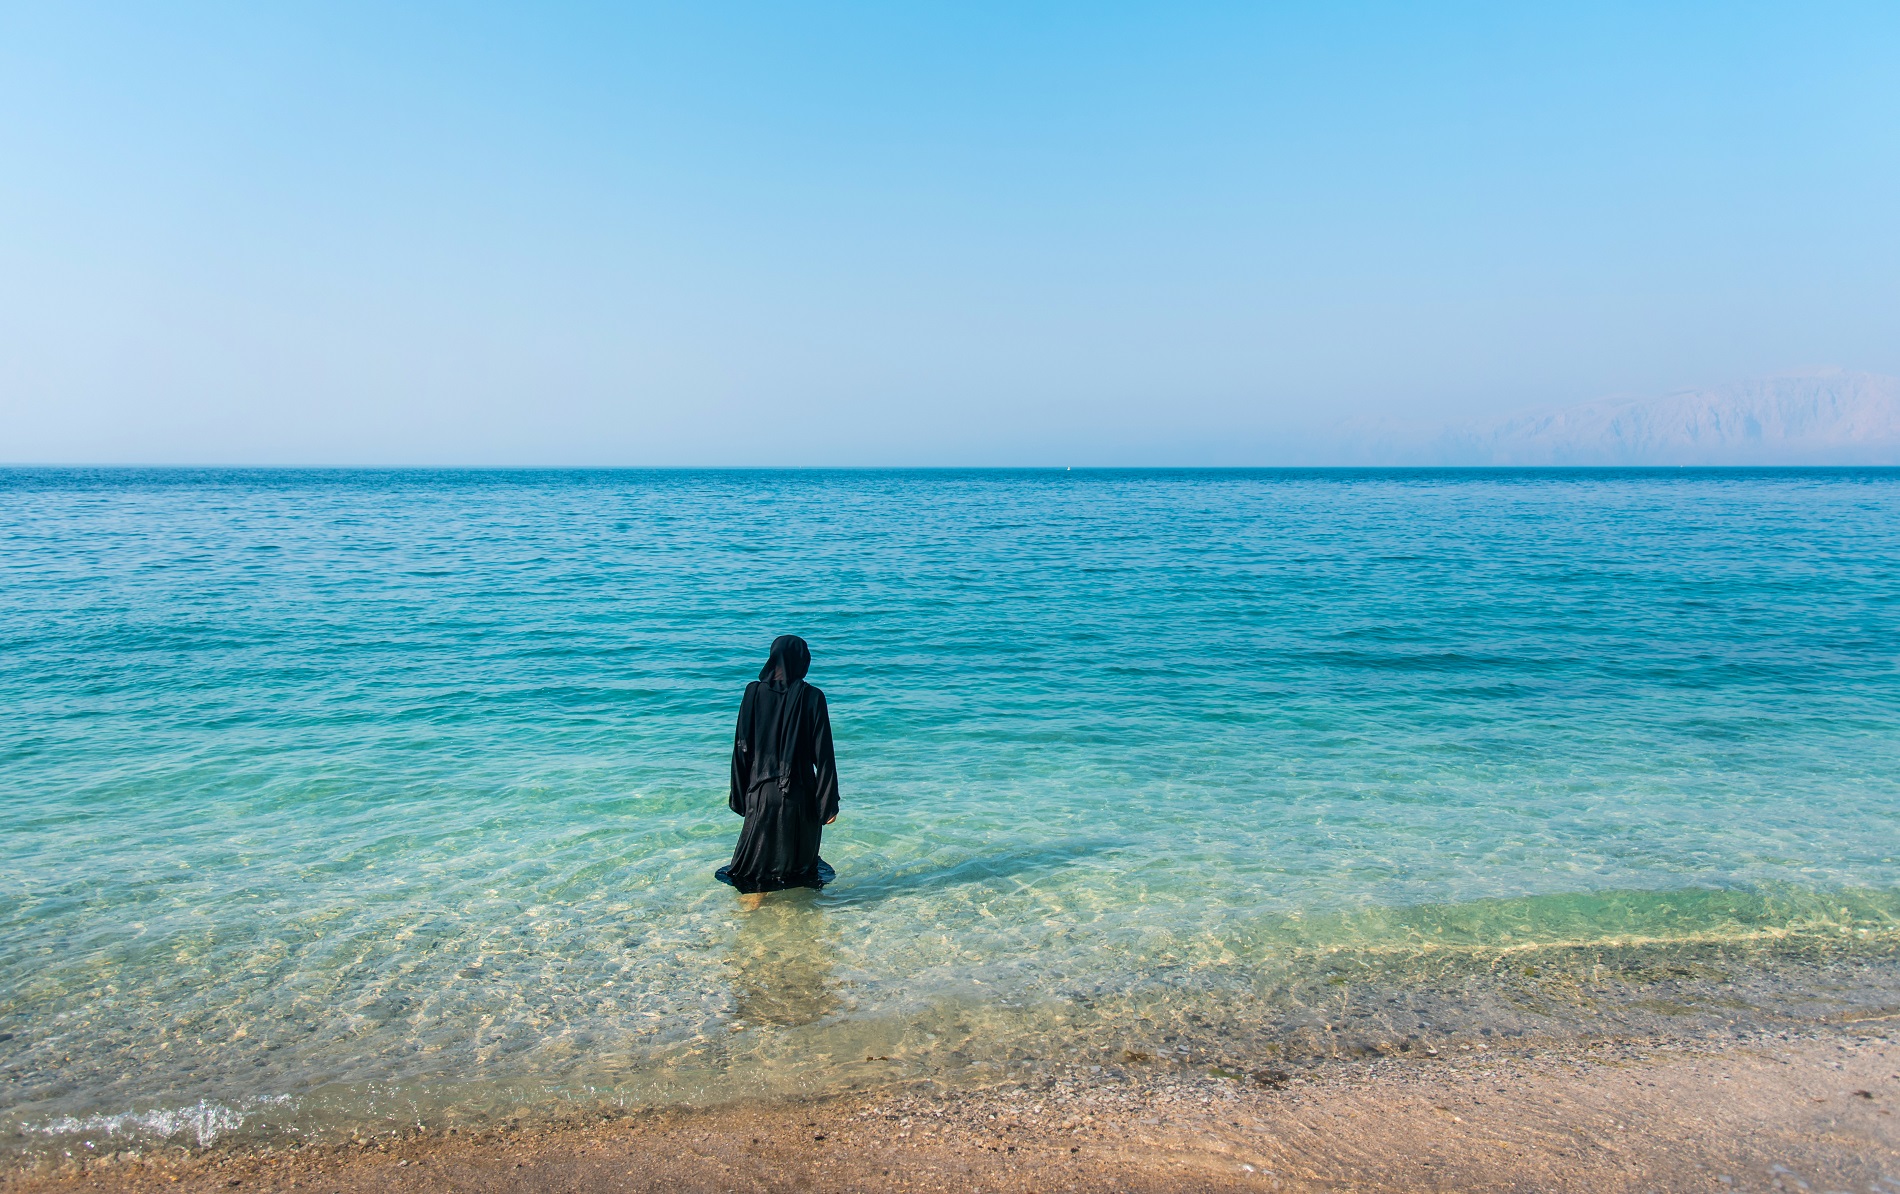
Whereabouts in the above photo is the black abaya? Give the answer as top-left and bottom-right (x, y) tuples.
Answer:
(716, 636), (839, 893)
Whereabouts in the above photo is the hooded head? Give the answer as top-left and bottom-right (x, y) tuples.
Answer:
(759, 635), (811, 688)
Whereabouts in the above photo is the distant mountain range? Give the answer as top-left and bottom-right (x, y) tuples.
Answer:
(1339, 370), (1900, 466)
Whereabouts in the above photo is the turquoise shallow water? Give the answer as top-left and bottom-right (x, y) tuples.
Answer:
(3, 468), (1899, 1149)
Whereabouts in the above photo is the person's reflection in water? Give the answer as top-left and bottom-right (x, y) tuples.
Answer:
(727, 890), (839, 1028)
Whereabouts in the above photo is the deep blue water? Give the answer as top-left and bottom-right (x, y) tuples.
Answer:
(2, 468), (1897, 1146)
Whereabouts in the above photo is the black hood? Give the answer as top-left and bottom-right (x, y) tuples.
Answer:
(758, 635), (811, 689)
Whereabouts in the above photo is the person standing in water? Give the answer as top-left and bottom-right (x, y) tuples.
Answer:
(716, 635), (839, 895)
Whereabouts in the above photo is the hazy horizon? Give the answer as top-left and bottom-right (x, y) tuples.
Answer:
(4, 4), (1898, 466)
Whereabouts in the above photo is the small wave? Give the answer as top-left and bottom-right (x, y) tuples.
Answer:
(27, 1096), (284, 1147)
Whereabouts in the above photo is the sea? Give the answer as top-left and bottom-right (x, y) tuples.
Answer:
(3, 467), (1897, 1155)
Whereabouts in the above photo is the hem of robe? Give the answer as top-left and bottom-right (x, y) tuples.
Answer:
(715, 858), (835, 894)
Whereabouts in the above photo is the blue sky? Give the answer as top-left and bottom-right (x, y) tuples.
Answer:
(2, 2), (1896, 464)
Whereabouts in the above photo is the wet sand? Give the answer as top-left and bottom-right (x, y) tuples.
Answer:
(8, 1023), (1895, 1193)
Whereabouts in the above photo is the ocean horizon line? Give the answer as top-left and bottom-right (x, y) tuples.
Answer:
(6, 462), (1900, 475)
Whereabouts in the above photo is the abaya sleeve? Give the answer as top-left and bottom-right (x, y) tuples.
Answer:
(729, 682), (756, 816)
(813, 688), (839, 823)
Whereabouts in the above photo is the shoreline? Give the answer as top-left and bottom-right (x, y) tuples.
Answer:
(9, 1022), (1893, 1193)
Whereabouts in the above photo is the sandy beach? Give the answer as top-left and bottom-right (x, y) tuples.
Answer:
(8, 1022), (1893, 1193)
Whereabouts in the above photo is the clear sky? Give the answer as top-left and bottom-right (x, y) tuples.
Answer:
(2, 2), (1897, 465)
